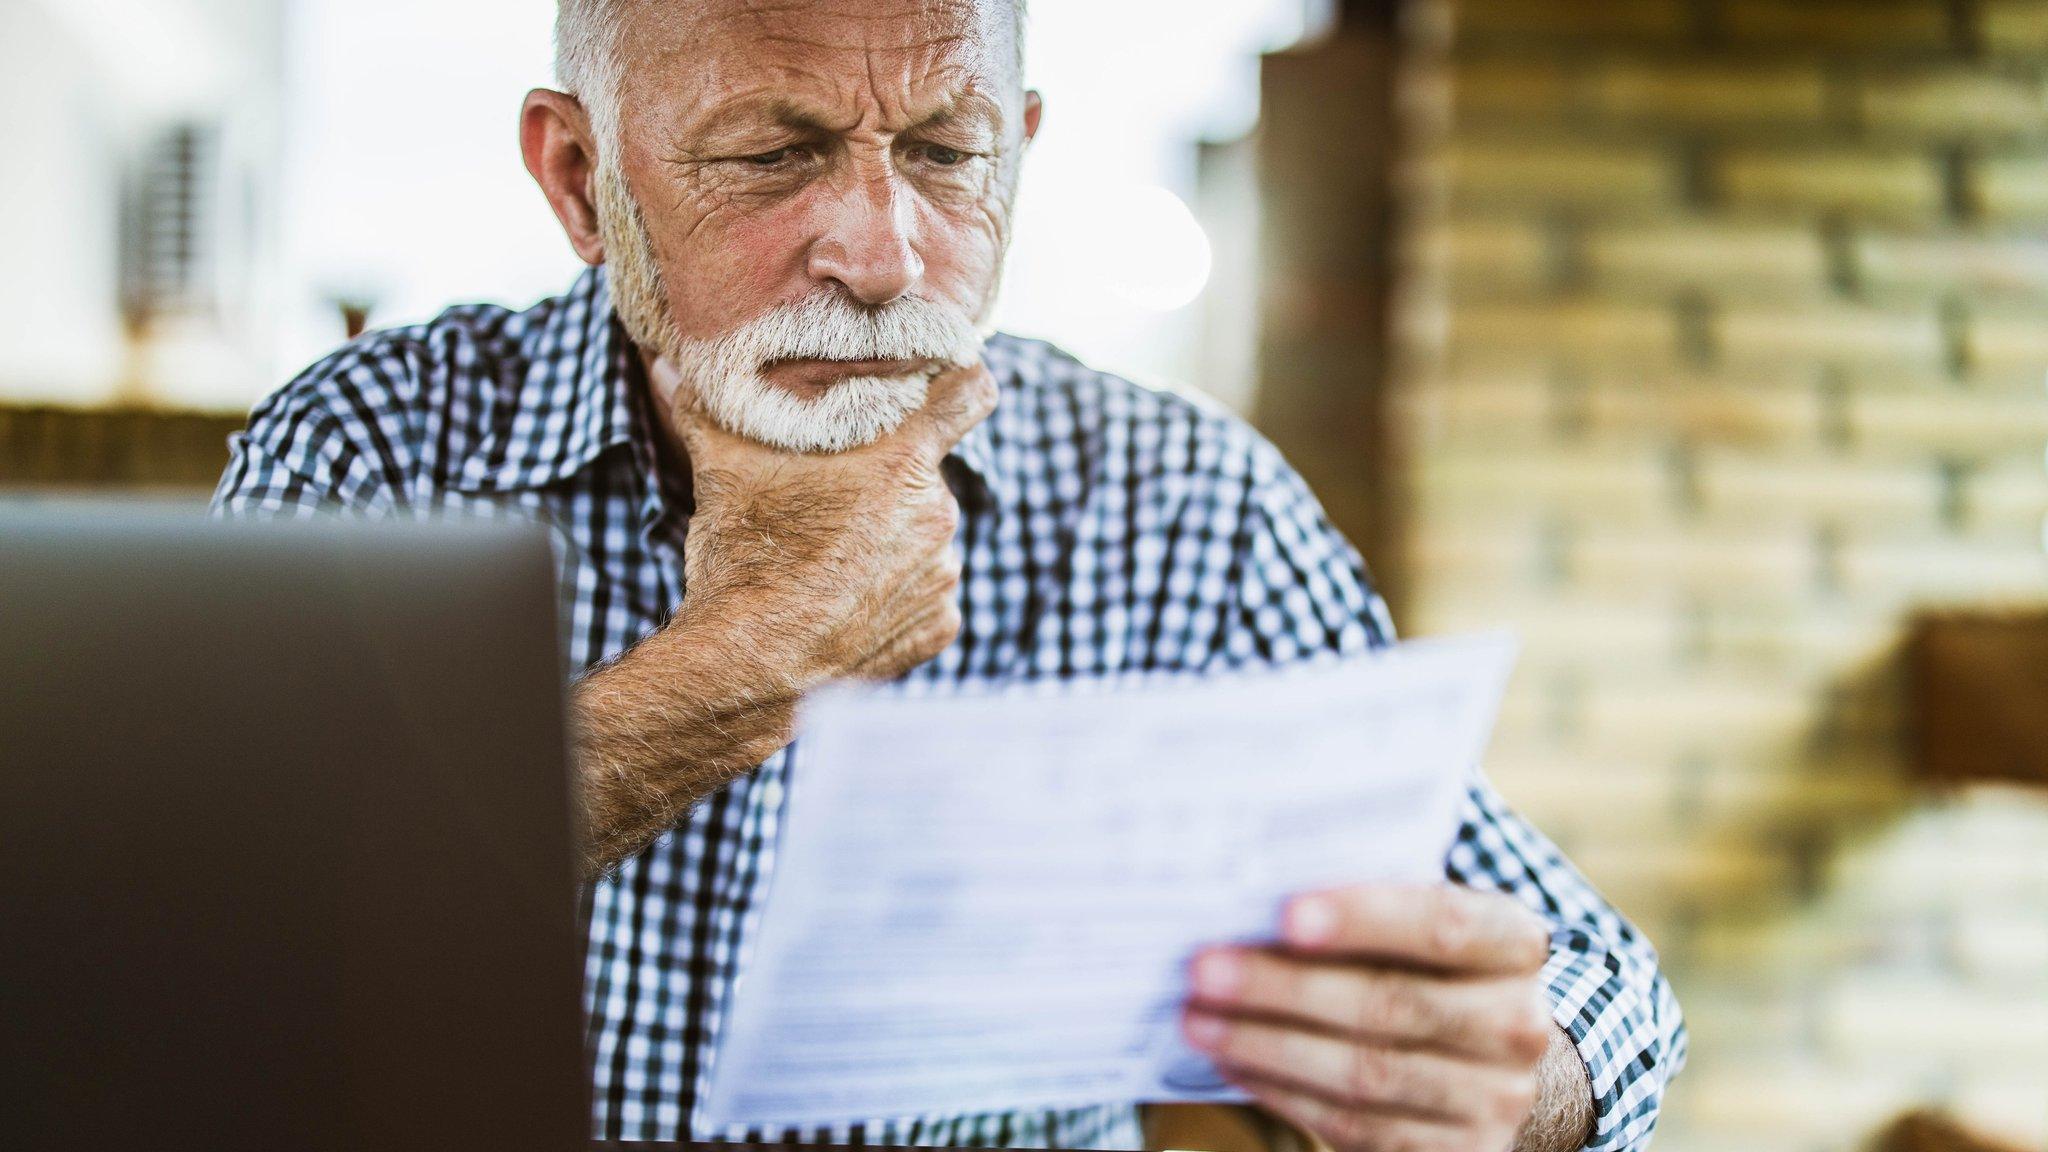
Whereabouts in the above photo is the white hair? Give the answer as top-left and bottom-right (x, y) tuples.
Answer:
(554, 0), (627, 166)
(554, 0), (1027, 163)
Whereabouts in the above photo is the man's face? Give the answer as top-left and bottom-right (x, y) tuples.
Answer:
(595, 0), (1034, 453)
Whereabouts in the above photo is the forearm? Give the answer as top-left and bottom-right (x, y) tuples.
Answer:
(1513, 1026), (1594, 1152)
(570, 603), (810, 880)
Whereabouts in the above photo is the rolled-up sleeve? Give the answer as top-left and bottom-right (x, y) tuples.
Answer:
(1450, 780), (1686, 1152)
(1229, 443), (1686, 1152)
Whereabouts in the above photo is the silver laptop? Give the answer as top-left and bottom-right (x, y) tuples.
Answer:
(0, 505), (589, 1152)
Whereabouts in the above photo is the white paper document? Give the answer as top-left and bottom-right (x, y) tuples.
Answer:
(700, 633), (1520, 1131)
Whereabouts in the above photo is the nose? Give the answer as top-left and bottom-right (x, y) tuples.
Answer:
(806, 162), (924, 306)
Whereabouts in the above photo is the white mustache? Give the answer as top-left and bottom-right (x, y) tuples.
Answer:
(668, 290), (990, 454)
(735, 290), (985, 368)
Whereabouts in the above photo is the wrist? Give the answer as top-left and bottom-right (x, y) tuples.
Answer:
(569, 591), (815, 879)
(1514, 1025), (1594, 1152)
(666, 589), (823, 710)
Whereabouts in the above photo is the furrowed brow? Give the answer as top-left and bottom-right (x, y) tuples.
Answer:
(915, 90), (1004, 137)
(683, 88), (1005, 153)
(686, 96), (850, 151)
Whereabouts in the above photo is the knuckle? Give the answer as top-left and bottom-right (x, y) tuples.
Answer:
(885, 438), (933, 477)
(1428, 897), (1475, 958)
(1347, 1045), (1394, 1105)
(965, 368), (999, 417)
(914, 494), (959, 543)
(1380, 974), (1440, 1039)
(912, 609), (961, 661)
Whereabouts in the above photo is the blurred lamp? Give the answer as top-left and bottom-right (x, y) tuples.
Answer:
(1073, 184), (1215, 313)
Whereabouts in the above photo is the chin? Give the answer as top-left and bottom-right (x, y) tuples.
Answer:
(709, 372), (931, 455)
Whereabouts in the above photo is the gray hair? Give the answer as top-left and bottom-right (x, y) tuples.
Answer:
(555, 0), (1027, 165)
(554, 0), (627, 165)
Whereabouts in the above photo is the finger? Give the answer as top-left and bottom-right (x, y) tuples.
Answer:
(648, 355), (712, 446)
(646, 352), (689, 417)
(1281, 884), (1550, 976)
(1182, 1009), (1525, 1124)
(897, 364), (998, 457)
(1188, 948), (1556, 1065)
(645, 356), (775, 471)
(1230, 1071), (1472, 1152)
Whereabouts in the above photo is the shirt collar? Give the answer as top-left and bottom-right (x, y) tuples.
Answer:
(946, 403), (1008, 511)
(948, 332), (1022, 510)
(451, 265), (636, 493)
(452, 265), (1015, 512)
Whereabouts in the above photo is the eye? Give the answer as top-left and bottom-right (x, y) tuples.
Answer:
(743, 148), (793, 166)
(920, 145), (968, 166)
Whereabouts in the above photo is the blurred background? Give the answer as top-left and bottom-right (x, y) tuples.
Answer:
(6, 1), (2048, 1149)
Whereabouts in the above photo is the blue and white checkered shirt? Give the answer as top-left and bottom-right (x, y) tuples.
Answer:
(214, 267), (1684, 1150)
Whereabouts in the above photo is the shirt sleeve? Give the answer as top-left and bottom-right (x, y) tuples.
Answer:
(211, 342), (419, 519)
(1228, 450), (1687, 1152)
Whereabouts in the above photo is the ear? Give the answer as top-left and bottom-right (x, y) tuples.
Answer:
(1022, 89), (1043, 147)
(522, 89), (607, 265)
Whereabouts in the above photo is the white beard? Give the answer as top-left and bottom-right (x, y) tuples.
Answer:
(594, 162), (989, 454)
(668, 290), (987, 454)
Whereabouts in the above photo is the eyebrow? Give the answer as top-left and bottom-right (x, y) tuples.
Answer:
(916, 91), (1005, 134)
(688, 88), (1005, 149)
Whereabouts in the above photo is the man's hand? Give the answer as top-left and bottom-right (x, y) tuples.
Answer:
(1181, 885), (1592, 1152)
(665, 361), (996, 684)
(570, 361), (995, 878)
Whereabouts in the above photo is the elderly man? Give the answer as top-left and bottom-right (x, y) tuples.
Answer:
(214, 1), (1683, 1149)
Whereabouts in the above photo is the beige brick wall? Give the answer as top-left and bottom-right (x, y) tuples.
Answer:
(1395, 2), (2048, 1148)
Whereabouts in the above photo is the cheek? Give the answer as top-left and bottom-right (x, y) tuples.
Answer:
(658, 201), (813, 339)
(915, 198), (1007, 313)
(653, 179), (1009, 331)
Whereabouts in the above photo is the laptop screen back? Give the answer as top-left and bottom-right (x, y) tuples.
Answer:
(0, 508), (588, 1152)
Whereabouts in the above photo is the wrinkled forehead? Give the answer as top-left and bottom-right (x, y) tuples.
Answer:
(617, 0), (1021, 133)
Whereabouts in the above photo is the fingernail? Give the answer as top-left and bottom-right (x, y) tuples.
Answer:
(1192, 951), (1244, 999)
(1286, 896), (1337, 946)
(1183, 1012), (1226, 1049)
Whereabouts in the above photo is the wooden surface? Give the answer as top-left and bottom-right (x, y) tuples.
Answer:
(0, 403), (242, 490)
